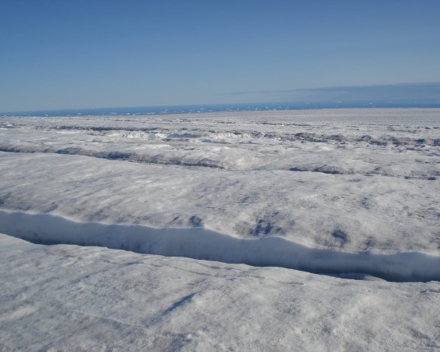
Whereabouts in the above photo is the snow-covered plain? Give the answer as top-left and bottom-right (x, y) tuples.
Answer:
(0, 108), (440, 350)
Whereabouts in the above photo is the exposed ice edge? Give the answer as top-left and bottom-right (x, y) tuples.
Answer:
(1, 209), (439, 283)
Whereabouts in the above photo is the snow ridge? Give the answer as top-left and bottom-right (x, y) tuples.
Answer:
(1, 209), (439, 282)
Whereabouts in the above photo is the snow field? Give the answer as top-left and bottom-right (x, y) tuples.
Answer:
(1, 109), (440, 267)
(0, 108), (440, 350)
(1, 233), (440, 351)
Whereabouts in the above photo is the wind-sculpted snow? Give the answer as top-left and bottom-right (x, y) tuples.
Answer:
(1, 109), (440, 256)
(1, 210), (439, 282)
(1, 109), (440, 179)
(0, 144), (228, 169)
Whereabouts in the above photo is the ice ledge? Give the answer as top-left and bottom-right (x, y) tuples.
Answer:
(0, 209), (439, 282)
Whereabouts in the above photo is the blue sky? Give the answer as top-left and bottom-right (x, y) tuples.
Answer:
(1, 0), (440, 112)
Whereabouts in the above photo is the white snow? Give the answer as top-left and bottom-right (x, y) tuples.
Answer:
(0, 108), (440, 350)
(1, 234), (440, 351)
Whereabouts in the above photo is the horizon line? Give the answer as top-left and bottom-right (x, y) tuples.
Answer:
(2, 82), (440, 115)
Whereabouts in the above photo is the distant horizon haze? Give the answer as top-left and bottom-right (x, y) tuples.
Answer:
(1, 82), (440, 115)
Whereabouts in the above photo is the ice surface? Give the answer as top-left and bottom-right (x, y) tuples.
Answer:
(0, 109), (439, 254)
(0, 108), (440, 349)
(1, 233), (440, 351)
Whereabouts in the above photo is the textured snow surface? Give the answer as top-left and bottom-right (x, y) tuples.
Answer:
(0, 109), (439, 254)
(1, 109), (440, 349)
(1, 234), (440, 352)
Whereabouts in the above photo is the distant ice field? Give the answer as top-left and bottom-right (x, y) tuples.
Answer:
(0, 108), (439, 279)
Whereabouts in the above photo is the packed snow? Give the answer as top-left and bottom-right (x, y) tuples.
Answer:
(0, 108), (440, 350)
(2, 234), (440, 351)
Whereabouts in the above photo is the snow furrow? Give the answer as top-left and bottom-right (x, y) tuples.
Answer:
(0, 146), (225, 169)
(1, 209), (439, 283)
(1, 146), (438, 180)
(288, 166), (439, 180)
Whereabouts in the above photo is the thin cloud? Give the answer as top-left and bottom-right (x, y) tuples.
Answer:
(221, 83), (440, 102)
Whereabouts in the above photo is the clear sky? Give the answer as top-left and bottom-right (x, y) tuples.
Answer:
(1, 0), (440, 112)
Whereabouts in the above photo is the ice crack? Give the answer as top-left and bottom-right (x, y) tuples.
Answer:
(0, 209), (439, 283)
